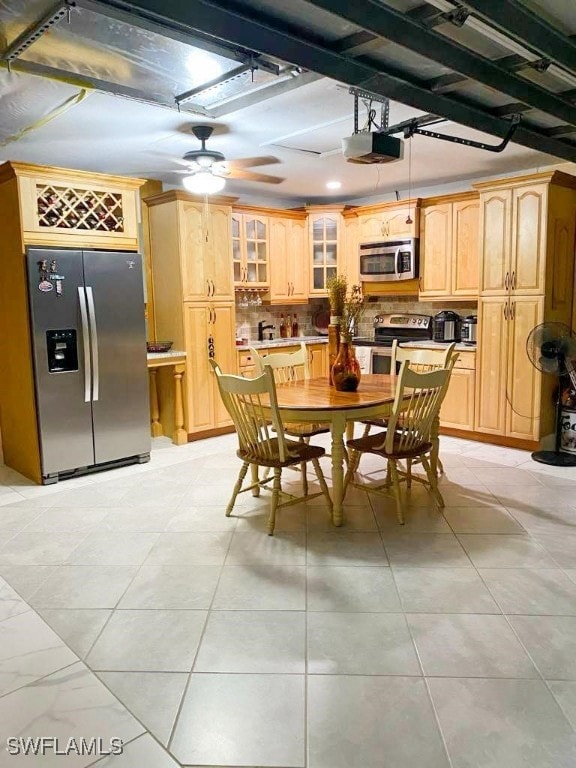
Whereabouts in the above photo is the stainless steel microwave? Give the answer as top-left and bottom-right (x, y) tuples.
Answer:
(359, 238), (419, 282)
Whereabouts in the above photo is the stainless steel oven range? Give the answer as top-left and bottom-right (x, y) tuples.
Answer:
(354, 313), (433, 374)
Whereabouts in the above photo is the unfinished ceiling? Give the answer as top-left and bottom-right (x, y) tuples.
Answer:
(0, 0), (575, 202)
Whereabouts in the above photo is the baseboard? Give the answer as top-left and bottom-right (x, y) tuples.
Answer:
(439, 427), (538, 452)
(187, 425), (236, 441)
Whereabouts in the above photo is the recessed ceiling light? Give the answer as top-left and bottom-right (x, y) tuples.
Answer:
(326, 180), (342, 190)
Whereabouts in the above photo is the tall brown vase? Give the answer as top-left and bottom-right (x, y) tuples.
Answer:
(331, 337), (361, 392)
(328, 318), (341, 386)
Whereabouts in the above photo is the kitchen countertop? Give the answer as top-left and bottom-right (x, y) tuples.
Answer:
(236, 336), (328, 351)
(400, 340), (476, 352)
(147, 350), (187, 360)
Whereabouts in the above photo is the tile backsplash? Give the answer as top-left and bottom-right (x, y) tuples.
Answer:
(235, 296), (478, 341)
(235, 299), (329, 341)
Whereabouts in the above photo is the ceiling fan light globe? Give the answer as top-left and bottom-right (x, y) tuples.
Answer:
(196, 155), (214, 169)
(183, 172), (226, 194)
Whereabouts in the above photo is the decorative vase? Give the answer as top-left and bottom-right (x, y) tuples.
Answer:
(331, 337), (361, 392)
(328, 318), (341, 387)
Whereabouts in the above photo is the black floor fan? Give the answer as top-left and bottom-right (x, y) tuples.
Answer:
(526, 322), (576, 467)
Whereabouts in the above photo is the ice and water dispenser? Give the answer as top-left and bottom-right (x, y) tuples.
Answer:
(46, 329), (78, 373)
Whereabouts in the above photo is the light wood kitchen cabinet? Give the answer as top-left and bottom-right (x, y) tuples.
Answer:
(357, 200), (418, 242)
(307, 207), (343, 295)
(475, 295), (544, 441)
(474, 171), (576, 446)
(419, 192), (479, 300)
(268, 213), (308, 303)
(308, 343), (328, 378)
(232, 210), (269, 288)
(440, 368), (476, 431)
(146, 192), (234, 303)
(341, 210), (360, 287)
(183, 302), (235, 433)
(478, 179), (548, 296)
(12, 162), (143, 251)
(146, 190), (237, 437)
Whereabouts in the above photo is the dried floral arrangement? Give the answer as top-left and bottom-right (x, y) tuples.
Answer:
(340, 283), (365, 342)
(327, 274), (348, 318)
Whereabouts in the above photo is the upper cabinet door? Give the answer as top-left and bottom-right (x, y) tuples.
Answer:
(180, 202), (210, 301)
(510, 184), (547, 295)
(419, 203), (452, 297)
(288, 217), (308, 300)
(232, 213), (269, 288)
(309, 214), (339, 295)
(244, 216), (269, 286)
(452, 199), (479, 297)
(268, 216), (290, 301)
(207, 205), (233, 300)
(358, 208), (416, 241)
(480, 190), (512, 295)
(181, 203), (232, 301)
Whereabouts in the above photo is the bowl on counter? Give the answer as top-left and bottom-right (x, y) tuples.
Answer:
(147, 341), (173, 353)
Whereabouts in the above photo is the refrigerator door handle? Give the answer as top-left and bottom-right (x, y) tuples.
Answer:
(78, 287), (92, 403)
(86, 286), (100, 402)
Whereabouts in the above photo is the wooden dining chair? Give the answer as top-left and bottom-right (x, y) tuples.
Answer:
(251, 343), (332, 491)
(360, 341), (458, 478)
(250, 342), (330, 434)
(210, 359), (332, 535)
(344, 359), (455, 524)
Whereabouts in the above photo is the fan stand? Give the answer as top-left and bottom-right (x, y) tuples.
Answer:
(532, 370), (576, 467)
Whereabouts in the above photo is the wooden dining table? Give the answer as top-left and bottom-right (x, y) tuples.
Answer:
(273, 373), (404, 526)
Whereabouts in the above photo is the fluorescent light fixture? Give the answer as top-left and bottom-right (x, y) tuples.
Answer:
(326, 180), (342, 190)
(185, 50), (224, 86)
(183, 172), (226, 194)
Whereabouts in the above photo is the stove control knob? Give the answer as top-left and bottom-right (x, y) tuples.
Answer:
(417, 319), (422, 324)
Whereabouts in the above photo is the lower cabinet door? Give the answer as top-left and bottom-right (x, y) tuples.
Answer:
(184, 302), (235, 433)
(475, 297), (509, 435)
(211, 303), (236, 429)
(440, 368), (475, 430)
(506, 295), (543, 440)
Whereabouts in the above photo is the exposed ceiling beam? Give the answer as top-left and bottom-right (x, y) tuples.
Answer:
(333, 30), (381, 55)
(90, 0), (576, 162)
(303, 0), (576, 127)
(459, 0), (576, 76)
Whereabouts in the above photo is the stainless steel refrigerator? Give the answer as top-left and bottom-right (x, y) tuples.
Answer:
(26, 247), (150, 484)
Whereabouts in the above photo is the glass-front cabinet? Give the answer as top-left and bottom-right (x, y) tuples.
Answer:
(232, 212), (269, 287)
(308, 209), (342, 295)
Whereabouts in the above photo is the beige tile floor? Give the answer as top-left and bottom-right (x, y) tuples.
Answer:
(1, 433), (576, 766)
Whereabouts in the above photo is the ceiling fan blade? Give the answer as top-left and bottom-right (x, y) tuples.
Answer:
(222, 156), (281, 169)
(219, 168), (285, 184)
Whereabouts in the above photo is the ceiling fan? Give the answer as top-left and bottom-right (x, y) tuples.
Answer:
(171, 125), (285, 193)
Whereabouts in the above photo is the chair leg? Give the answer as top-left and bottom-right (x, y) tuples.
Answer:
(437, 457), (444, 477)
(406, 458), (412, 489)
(268, 467), (282, 535)
(421, 454), (445, 509)
(362, 423), (371, 438)
(301, 462), (308, 496)
(343, 449), (361, 494)
(388, 459), (405, 525)
(227, 461), (249, 516)
(312, 458), (333, 515)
